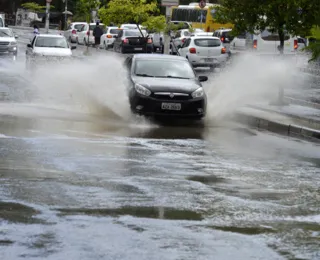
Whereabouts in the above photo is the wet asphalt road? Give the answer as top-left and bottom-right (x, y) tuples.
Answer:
(0, 28), (320, 260)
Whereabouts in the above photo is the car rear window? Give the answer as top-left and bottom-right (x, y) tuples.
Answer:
(110, 29), (121, 34)
(194, 38), (221, 47)
(89, 25), (104, 31)
(124, 30), (146, 37)
(74, 24), (84, 31)
(261, 30), (290, 41)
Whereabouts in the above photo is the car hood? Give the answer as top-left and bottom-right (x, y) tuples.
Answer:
(133, 76), (201, 93)
(33, 47), (72, 56)
(0, 37), (16, 42)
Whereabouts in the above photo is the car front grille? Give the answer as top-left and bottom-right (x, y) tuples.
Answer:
(0, 42), (9, 46)
(152, 92), (191, 101)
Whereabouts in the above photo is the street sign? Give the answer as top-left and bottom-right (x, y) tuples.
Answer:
(161, 0), (179, 7)
(199, 0), (206, 9)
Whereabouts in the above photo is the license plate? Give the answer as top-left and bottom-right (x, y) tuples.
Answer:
(161, 103), (181, 111)
(134, 48), (143, 51)
(204, 58), (214, 62)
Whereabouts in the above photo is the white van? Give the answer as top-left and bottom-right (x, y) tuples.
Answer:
(251, 29), (298, 54)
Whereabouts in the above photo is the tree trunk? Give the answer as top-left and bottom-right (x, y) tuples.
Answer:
(278, 29), (284, 55)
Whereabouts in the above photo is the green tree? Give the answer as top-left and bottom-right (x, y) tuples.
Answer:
(215, 0), (320, 54)
(75, 0), (100, 23)
(98, 0), (158, 26)
(21, 2), (53, 23)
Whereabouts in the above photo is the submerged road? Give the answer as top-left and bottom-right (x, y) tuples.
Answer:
(0, 28), (319, 260)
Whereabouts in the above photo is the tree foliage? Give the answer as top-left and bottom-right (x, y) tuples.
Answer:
(215, 0), (320, 53)
(75, 0), (100, 23)
(98, 0), (158, 26)
(21, 2), (52, 12)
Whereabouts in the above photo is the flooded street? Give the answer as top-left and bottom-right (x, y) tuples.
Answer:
(0, 30), (320, 260)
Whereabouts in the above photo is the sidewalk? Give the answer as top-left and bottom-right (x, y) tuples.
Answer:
(235, 102), (320, 141)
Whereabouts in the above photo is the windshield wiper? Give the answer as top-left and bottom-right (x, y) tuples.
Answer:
(135, 74), (154, 77)
(161, 75), (190, 79)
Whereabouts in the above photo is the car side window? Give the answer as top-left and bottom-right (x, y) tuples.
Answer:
(182, 38), (190, 48)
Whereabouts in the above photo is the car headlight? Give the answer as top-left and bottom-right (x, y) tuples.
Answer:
(191, 87), (204, 98)
(10, 42), (17, 46)
(135, 83), (151, 96)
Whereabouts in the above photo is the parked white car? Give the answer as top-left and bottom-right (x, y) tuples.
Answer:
(64, 22), (86, 43)
(26, 34), (76, 68)
(178, 36), (228, 70)
(100, 26), (122, 49)
(251, 29), (299, 54)
(77, 23), (105, 45)
(0, 27), (18, 60)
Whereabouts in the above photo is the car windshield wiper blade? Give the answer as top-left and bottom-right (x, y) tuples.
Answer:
(161, 75), (190, 79)
(135, 74), (154, 77)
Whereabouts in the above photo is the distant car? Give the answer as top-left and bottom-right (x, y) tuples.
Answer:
(113, 29), (153, 53)
(0, 27), (18, 60)
(100, 26), (122, 49)
(213, 28), (233, 53)
(25, 34), (76, 68)
(125, 54), (208, 120)
(177, 36), (228, 70)
(77, 23), (105, 45)
(149, 32), (164, 52)
(64, 22), (86, 43)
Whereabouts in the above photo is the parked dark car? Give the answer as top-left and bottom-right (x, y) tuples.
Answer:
(125, 54), (208, 120)
(113, 29), (153, 53)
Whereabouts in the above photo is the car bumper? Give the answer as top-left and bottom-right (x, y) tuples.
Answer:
(104, 39), (115, 46)
(0, 46), (18, 56)
(189, 55), (228, 67)
(70, 35), (78, 42)
(130, 93), (206, 118)
(122, 44), (153, 53)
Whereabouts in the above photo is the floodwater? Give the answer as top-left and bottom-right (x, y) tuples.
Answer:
(0, 29), (320, 260)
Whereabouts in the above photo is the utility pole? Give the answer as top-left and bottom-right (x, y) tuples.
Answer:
(45, 0), (52, 34)
(161, 0), (179, 54)
(62, 0), (68, 30)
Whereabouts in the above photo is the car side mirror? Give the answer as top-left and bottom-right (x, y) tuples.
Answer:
(27, 43), (32, 48)
(198, 76), (208, 82)
(71, 45), (77, 50)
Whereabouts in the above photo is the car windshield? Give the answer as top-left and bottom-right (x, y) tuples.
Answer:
(194, 38), (221, 47)
(124, 30), (147, 37)
(0, 28), (13, 37)
(134, 59), (195, 79)
(35, 37), (69, 48)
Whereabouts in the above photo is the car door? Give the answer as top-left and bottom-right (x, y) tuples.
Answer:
(26, 36), (36, 57)
(78, 24), (88, 44)
(179, 38), (191, 57)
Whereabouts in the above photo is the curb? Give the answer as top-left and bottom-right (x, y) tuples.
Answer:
(284, 97), (320, 110)
(234, 111), (320, 141)
(247, 104), (320, 130)
(298, 66), (320, 76)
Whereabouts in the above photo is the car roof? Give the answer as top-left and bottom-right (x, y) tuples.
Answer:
(191, 36), (220, 40)
(133, 54), (187, 61)
(36, 34), (64, 38)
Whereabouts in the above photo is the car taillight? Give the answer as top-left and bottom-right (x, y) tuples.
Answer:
(189, 47), (196, 54)
(253, 39), (257, 49)
(221, 47), (226, 54)
(106, 34), (112, 38)
(221, 37), (224, 43)
(294, 39), (298, 49)
(147, 38), (152, 44)
(86, 31), (90, 36)
(71, 29), (77, 34)
(123, 38), (129, 44)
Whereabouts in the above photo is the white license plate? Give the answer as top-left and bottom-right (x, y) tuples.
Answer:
(161, 103), (181, 111)
(204, 58), (214, 62)
(134, 48), (143, 51)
